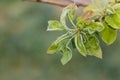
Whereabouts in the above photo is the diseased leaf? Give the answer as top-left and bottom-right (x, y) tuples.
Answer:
(53, 33), (71, 44)
(48, 37), (73, 65)
(100, 22), (117, 45)
(84, 21), (104, 34)
(59, 38), (72, 65)
(57, 38), (73, 65)
(76, 17), (88, 29)
(47, 20), (65, 31)
(68, 6), (77, 21)
(68, 9), (76, 21)
(46, 2), (120, 65)
(105, 13), (120, 29)
(60, 3), (76, 30)
(75, 33), (87, 56)
(61, 47), (72, 65)
(84, 34), (102, 58)
(47, 43), (59, 54)
(47, 33), (71, 54)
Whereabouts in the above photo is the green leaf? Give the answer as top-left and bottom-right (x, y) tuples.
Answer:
(61, 47), (72, 65)
(75, 33), (87, 56)
(60, 4), (76, 30)
(84, 34), (102, 58)
(85, 21), (104, 34)
(47, 33), (71, 54)
(47, 43), (59, 54)
(76, 17), (87, 29)
(59, 38), (72, 65)
(68, 6), (77, 21)
(68, 10), (75, 21)
(48, 37), (73, 65)
(47, 20), (65, 31)
(105, 13), (120, 29)
(100, 22), (117, 45)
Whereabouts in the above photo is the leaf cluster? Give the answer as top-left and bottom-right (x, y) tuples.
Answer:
(47, 0), (120, 65)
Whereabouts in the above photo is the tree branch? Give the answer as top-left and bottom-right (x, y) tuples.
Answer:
(24, 0), (90, 7)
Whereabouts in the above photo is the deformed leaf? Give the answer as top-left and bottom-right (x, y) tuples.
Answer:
(100, 22), (117, 45)
(105, 13), (120, 29)
(54, 32), (71, 44)
(47, 33), (71, 54)
(47, 20), (65, 31)
(59, 38), (72, 65)
(47, 43), (59, 54)
(60, 3), (76, 30)
(68, 6), (77, 21)
(84, 34), (102, 58)
(76, 17), (88, 29)
(75, 33), (87, 56)
(61, 47), (72, 65)
(85, 21), (104, 34)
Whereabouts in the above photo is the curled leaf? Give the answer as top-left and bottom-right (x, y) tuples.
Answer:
(47, 43), (59, 54)
(76, 17), (88, 29)
(105, 13), (120, 29)
(84, 21), (104, 34)
(60, 4), (77, 30)
(68, 6), (77, 21)
(75, 33), (87, 56)
(61, 47), (72, 65)
(47, 20), (65, 31)
(47, 33), (71, 54)
(84, 34), (102, 58)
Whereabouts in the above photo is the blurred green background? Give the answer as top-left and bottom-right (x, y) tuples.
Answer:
(0, 0), (120, 80)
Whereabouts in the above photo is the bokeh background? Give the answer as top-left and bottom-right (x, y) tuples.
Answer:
(0, 0), (120, 80)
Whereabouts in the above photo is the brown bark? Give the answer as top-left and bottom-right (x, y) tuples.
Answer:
(24, 0), (90, 7)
